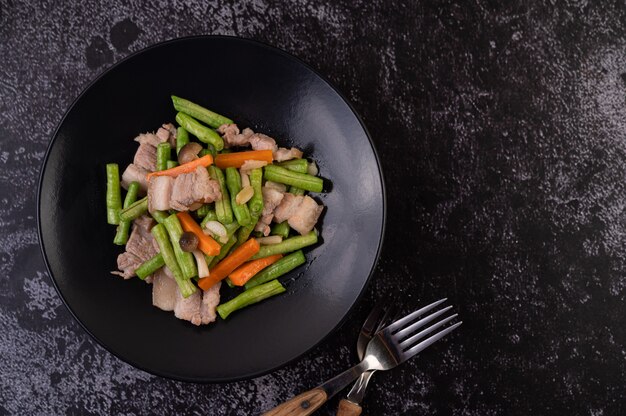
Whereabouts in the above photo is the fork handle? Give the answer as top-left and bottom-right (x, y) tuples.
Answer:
(337, 399), (362, 416)
(262, 388), (327, 416)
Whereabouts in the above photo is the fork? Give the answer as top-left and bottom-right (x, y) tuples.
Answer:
(263, 299), (461, 416)
(335, 301), (400, 415)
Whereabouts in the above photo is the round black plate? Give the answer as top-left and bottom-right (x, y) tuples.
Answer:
(38, 36), (385, 382)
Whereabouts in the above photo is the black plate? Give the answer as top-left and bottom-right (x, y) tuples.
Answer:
(38, 36), (385, 382)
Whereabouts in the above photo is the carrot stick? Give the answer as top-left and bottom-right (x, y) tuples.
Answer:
(198, 238), (260, 290)
(214, 150), (273, 169)
(228, 254), (283, 286)
(146, 154), (213, 179)
(176, 212), (221, 256)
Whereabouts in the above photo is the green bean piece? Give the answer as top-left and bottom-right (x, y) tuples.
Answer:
(209, 235), (237, 268)
(118, 197), (148, 222)
(248, 168), (264, 216)
(271, 221), (290, 239)
(166, 160), (179, 169)
(245, 250), (306, 289)
(263, 165), (323, 193)
(289, 186), (305, 196)
(235, 218), (258, 248)
(176, 126), (189, 155)
(217, 280), (286, 319)
(225, 167), (252, 226)
(151, 210), (169, 224)
(171, 95), (233, 128)
(196, 204), (212, 219)
(208, 166), (234, 224)
(106, 163), (122, 225)
(200, 209), (219, 228)
(113, 181), (140, 245)
(151, 224), (197, 297)
(135, 253), (165, 280)
(251, 231), (318, 259)
(276, 159), (308, 173)
(163, 214), (197, 280)
(199, 149), (211, 158)
(175, 112), (224, 151)
(156, 142), (171, 171)
(224, 220), (240, 239)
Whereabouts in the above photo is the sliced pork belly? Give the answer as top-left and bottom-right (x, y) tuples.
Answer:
(273, 193), (304, 223)
(133, 142), (158, 172)
(218, 123), (253, 147)
(148, 176), (174, 212)
(111, 216), (157, 279)
(152, 267), (178, 311)
(273, 147), (303, 162)
(121, 163), (150, 192)
(249, 132), (278, 152)
(262, 187), (285, 216)
(200, 281), (221, 324)
(134, 132), (167, 147)
(287, 196), (324, 235)
(169, 166), (221, 211)
(174, 287), (204, 325)
(157, 123), (177, 147)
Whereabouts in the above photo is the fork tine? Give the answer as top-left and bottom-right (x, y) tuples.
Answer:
(399, 314), (458, 348)
(393, 306), (453, 340)
(360, 304), (386, 337)
(401, 321), (462, 360)
(385, 298), (447, 333)
(375, 303), (399, 333)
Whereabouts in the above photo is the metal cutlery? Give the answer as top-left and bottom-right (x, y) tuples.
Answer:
(263, 299), (461, 416)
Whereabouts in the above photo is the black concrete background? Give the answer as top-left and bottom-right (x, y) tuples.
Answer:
(1, 1), (625, 415)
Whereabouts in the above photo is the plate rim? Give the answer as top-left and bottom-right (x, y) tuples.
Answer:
(36, 34), (387, 383)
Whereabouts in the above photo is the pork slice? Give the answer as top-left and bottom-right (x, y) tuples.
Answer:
(174, 286), (203, 326)
(134, 132), (166, 147)
(148, 175), (174, 212)
(111, 251), (143, 279)
(200, 281), (221, 324)
(255, 219), (271, 236)
(262, 187), (284, 217)
(273, 147), (303, 162)
(249, 132), (278, 153)
(121, 164), (150, 192)
(170, 166), (221, 211)
(125, 215), (157, 260)
(152, 268), (178, 311)
(133, 142), (158, 172)
(157, 123), (177, 147)
(218, 123), (248, 148)
(273, 193), (304, 223)
(287, 196), (324, 235)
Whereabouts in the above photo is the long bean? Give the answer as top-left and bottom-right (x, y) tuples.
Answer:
(119, 197), (148, 221)
(196, 204), (212, 219)
(209, 235), (237, 268)
(225, 167), (252, 226)
(251, 231), (317, 259)
(236, 219), (258, 248)
(166, 160), (178, 169)
(135, 253), (165, 280)
(151, 224), (197, 298)
(156, 142), (171, 171)
(151, 210), (169, 224)
(289, 186), (305, 196)
(271, 221), (290, 239)
(263, 165), (323, 193)
(175, 112), (224, 151)
(245, 250), (306, 289)
(248, 168), (264, 216)
(217, 280), (286, 319)
(176, 126), (189, 155)
(208, 166), (234, 224)
(276, 159), (308, 173)
(106, 163), (122, 224)
(163, 214), (197, 279)
(200, 209), (219, 228)
(171, 95), (233, 128)
(113, 181), (140, 245)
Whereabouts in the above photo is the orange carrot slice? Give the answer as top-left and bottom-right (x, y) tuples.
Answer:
(198, 238), (261, 290)
(214, 150), (273, 169)
(228, 254), (283, 286)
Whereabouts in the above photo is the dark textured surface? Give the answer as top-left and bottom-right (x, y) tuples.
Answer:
(1, 1), (625, 415)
